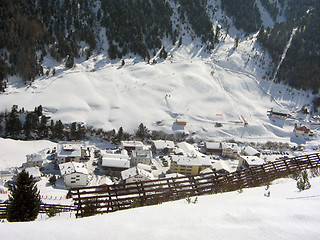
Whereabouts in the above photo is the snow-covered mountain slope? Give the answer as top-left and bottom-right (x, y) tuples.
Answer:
(0, 0), (318, 145)
(0, 32), (315, 144)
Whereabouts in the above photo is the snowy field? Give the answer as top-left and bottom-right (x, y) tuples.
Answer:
(1, 176), (320, 240)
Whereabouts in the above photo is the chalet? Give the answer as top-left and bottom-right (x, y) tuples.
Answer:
(59, 162), (89, 187)
(101, 151), (130, 171)
(24, 167), (42, 181)
(221, 143), (239, 159)
(241, 146), (261, 157)
(121, 167), (154, 184)
(205, 142), (222, 154)
(120, 141), (144, 154)
(170, 155), (212, 175)
(237, 155), (265, 170)
(26, 152), (46, 168)
(56, 142), (91, 164)
(151, 140), (175, 154)
(131, 149), (153, 165)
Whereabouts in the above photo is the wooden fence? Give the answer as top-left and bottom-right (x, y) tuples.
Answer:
(0, 203), (77, 219)
(71, 153), (320, 218)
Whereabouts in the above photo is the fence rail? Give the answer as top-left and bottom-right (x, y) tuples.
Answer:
(71, 153), (320, 218)
(0, 203), (77, 219)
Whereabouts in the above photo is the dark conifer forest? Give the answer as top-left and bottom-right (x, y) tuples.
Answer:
(0, 0), (319, 92)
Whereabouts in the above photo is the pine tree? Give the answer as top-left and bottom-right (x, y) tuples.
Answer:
(7, 170), (41, 222)
(136, 123), (148, 141)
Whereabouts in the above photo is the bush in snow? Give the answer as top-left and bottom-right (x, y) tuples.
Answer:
(296, 170), (311, 191)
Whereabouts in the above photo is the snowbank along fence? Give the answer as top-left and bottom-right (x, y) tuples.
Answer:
(0, 203), (77, 219)
(71, 153), (320, 218)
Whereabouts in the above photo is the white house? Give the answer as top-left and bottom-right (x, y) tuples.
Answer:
(121, 167), (154, 184)
(56, 142), (90, 164)
(221, 143), (239, 159)
(237, 155), (265, 169)
(59, 162), (89, 187)
(26, 152), (46, 168)
(152, 140), (175, 153)
(131, 149), (153, 166)
(101, 151), (130, 171)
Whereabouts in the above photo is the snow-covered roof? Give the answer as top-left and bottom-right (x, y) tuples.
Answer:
(222, 143), (239, 151)
(121, 167), (154, 181)
(240, 156), (265, 166)
(200, 168), (214, 174)
(57, 143), (82, 158)
(137, 163), (152, 172)
(242, 146), (260, 156)
(102, 153), (130, 169)
(164, 173), (185, 178)
(26, 153), (45, 163)
(121, 141), (144, 148)
(152, 140), (175, 150)
(211, 160), (231, 172)
(205, 142), (221, 150)
(171, 155), (212, 167)
(25, 167), (41, 179)
(59, 162), (88, 176)
(98, 177), (114, 186)
(132, 149), (152, 159)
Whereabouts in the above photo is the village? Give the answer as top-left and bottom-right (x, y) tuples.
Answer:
(0, 137), (301, 199)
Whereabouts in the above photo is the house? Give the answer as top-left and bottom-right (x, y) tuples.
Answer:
(121, 167), (154, 184)
(26, 152), (46, 168)
(56, 142), (91, 164)
(151, 140), (175, 154)
(120, 141), (144, 154)
(131, 149), (153, 165)
(59, 162), (89, 187)
(170, 155), (212, 175)
(101, 151), (130, 171)
(241, 146), (260, 157)
(237, 155), (265, 170)
(205, 142), (222, 154)
(25, 167), (42, 181)
(221, 143), (239, 159)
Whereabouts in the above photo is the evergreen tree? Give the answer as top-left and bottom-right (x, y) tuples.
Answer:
(5, 105), (22, 137)
(136, 123), (149, 141)
(7, 170), (41, 222)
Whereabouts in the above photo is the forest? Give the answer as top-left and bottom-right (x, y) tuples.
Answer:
(0, 0), (319, 92)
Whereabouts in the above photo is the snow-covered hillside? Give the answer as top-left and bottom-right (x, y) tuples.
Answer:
(0, 35), (315, 143)
(1, 176), (320, 240)
(0, 0), (318, 145)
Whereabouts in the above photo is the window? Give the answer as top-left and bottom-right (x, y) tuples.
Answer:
(71, 181), (76, 183)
